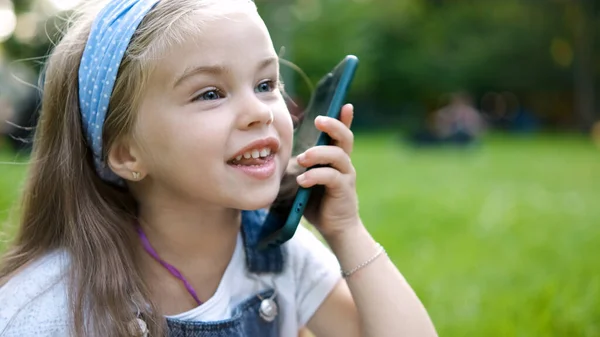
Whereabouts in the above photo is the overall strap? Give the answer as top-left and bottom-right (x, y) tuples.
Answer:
(240, 210), (285, 274)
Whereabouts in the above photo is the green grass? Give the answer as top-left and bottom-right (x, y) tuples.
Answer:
(1, 133), (600, 336)
(0, 145), (28, 242)
(353, 133), (600, 336)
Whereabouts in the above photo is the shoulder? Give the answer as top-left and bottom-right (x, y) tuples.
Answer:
(281, 224), (342, 326)
(0, 251), (70, 336)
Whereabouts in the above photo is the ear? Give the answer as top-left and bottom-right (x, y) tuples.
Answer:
(107, 137), (146, 181)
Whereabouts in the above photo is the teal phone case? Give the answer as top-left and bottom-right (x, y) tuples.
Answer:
(257, 55), (359, 250)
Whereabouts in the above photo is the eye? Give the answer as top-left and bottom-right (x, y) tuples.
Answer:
(193, 88), (224, 102)
(255, 80), (276, 93)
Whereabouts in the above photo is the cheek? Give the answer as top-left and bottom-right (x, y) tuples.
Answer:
(274, 103), (294, 137)
(133, 114), (171, 163)
(165, 122), (227, 165)
(276, 112), (293, 153)
(134, 111), (227, 171)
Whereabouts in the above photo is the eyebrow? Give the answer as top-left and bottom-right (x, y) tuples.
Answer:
(173, 57), (279, 88)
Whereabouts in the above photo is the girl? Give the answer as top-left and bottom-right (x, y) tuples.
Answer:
(0, 0), (437, 336)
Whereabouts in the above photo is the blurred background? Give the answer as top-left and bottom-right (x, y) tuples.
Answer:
(1, 0), (600, 335)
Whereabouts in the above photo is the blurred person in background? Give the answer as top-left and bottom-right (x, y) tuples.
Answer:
(409, 91), (486, 147)
(432, 92), (486, 144)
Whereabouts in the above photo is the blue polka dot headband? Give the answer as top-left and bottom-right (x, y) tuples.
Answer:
(78, 0), (160, 185)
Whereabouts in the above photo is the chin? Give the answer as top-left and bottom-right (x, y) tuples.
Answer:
(238, 198), (276, 211)
(236, 182), (281, 211)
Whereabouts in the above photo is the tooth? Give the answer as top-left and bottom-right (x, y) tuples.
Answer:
(265, 148), (271, 156)
(260, 148), (269, 157)
(251, 149), (260, 158)
(236, 155), (242, 161)
(243, 152), (251, 159)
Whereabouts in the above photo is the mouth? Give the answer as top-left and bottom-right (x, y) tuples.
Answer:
(227, 137), (280, 180)
(227, 137), (280, 166)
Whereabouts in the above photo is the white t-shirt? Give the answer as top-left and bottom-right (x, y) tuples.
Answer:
(0, 225), (341, 336)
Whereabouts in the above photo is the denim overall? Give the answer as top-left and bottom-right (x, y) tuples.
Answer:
(165, 209), (286, 337)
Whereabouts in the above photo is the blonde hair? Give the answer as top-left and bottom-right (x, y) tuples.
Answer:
(0, 0), (258, 336)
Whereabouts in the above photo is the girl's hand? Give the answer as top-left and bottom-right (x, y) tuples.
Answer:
(296, 103), (360, 240)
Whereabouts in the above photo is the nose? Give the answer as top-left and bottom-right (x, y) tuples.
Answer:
(237, 94), (274, 129)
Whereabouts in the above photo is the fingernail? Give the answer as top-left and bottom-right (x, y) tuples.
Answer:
(316, 116), (327, 124)
(297, 174), (306, 184)
(297, 154), (305, 163)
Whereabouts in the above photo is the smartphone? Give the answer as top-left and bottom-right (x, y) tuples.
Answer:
(257, 55), (359, 250)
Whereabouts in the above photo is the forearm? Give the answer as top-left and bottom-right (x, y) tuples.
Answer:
(324, 222), (438, 337)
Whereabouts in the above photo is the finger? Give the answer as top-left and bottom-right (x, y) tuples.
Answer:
(296, 166), (344, 190)
(296, 145), (354, 174)
(339, 104), (354, 129)
(315, 115), (354, 155)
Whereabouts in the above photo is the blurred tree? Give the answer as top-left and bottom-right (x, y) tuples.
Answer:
(12, 0), (34, 13)
(3, 0), (56, 74)
(2, 0), (596, 130)
(257, 0), (598, 130)
(570, 0), (597, 131)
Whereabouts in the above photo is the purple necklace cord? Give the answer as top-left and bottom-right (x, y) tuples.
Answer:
(135, 224), (202, 306)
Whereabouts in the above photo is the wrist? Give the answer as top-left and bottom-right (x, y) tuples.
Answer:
(322, 220), (382, 276)
(320, 218), (366, 249)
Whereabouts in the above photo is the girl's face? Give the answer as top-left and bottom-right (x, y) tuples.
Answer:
(130, 7), (293, 210)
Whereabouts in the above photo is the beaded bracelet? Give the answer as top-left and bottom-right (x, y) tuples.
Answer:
(341, 243), (387, 278)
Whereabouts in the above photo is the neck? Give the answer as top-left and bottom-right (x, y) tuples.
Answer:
(134, 195), (243, 312)
(136, 199), (241, 265)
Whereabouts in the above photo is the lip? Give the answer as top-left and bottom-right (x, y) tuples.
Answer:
(228, 155), (277, 180)
(228, 137), (280, 161)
